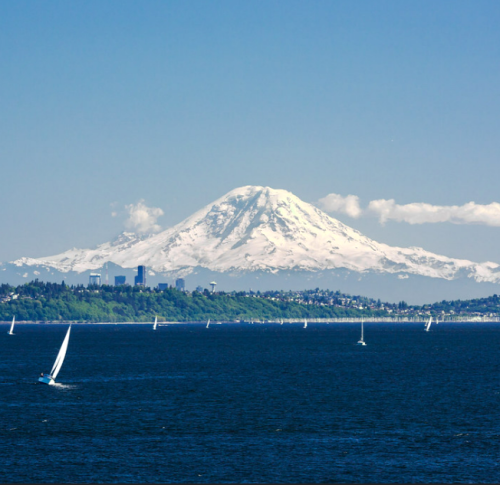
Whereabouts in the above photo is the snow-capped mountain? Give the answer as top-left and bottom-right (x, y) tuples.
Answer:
(10, 186), (500, 284)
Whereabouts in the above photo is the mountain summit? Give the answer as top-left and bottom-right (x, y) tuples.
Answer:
(12, 185), (500, 284)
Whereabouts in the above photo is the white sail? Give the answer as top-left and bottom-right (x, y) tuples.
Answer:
(425, 317), (432, 332)
(50, 326), (71, 379)
(153, 316), (158, 330)
(304, 319), (307, 328)
(206, 319), (210, 328)
(8, 316), (15, 335)
(280, 319), (283, 325)
(357, 318), (366, 345)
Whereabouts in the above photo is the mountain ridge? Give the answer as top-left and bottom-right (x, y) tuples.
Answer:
(9, 185), (500, 285)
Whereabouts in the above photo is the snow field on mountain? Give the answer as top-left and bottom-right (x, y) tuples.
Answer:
(12, 186), (500, 284)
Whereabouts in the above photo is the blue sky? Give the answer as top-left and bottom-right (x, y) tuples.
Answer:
(1, 0), (499, 263)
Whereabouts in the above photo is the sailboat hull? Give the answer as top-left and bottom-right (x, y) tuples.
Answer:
(38, 376), (55, 385)
(357, 341), (367, 346)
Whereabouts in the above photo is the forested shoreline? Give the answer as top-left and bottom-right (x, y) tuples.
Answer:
(0, 281), (384, 322)
(1, 281), (499, 322)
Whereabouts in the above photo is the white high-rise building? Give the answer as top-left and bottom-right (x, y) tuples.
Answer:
(89, 273), (101, 286)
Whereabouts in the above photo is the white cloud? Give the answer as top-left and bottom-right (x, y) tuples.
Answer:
(317, 193), (362, 218)
(367, 199), (500, 226)
(124, 200), (164, 234)
(318, 191), (500, 227)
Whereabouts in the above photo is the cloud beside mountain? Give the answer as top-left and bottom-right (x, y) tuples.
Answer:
(368, 200), (500, 226)
(124, 200), (164, 234)
(317, 193), (362, 218)
(319, 193), (500, 227)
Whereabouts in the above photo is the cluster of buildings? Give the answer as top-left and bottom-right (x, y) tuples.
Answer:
(89, 265), (149, 287)
(88, 265), (208, 292)
(0, 292), (18, 303)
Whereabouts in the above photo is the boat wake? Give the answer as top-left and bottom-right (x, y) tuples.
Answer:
(49, 382), (77, 390)
(73, 374), (186, 383)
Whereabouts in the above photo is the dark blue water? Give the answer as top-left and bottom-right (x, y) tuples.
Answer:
(1, 323), (499, 483)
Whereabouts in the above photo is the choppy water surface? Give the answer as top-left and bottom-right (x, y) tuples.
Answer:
(1, 323), (499, 483)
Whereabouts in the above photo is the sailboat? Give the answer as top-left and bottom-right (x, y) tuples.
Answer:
(425, 316), (432, 332)
(206, 319), (210, 328)
(39, 326), (71, 385)
(153, 316), (158, 330)
(357, 319), (367, 346)
(7, 316), (15, 335)
(303, 319), (307, 329)
(280, 319), (284, 325)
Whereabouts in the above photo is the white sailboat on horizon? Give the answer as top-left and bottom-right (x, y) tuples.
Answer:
(425, 316), (432, 332)
(39, 325), (71, 385)
(303, 319), (307, 329)
(357, 318), (367, 346)
(8, 316), (15, 335)
(153, 316), (158, 331)
(206, 319), (210, 328)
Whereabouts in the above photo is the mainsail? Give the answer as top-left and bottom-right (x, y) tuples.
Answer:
(8, 316), (15, 335)
(50, 326), (71, 379)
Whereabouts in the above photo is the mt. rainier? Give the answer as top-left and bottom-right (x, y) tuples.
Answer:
(11, 186), (500, 290)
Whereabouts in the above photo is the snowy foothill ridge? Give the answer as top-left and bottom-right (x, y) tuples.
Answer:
(11, 185), (500, 284)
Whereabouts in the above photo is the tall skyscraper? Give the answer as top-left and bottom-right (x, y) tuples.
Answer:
(175, 278), (185, 291)
(89, 273), (101, 286)
(115, 275), (126, 286)
(135, 265), (146, 286)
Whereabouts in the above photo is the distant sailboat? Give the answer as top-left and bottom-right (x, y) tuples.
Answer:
(280, 319), (284, 325)
(357, 319), (367, 346)
(7, 316), (15, 335)
(153, 316), (158, 331)
(303, 319), (307, 329)
(206, 319), (210, 328)
(425, 317), (432, 332)
(39, 326), (71, 385)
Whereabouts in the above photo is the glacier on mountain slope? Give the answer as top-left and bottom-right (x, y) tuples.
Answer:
(12, 186), (500, 284)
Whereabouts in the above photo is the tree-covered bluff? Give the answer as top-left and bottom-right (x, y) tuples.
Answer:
(0, 281), (386, 322)
(2, 281), (499, 322)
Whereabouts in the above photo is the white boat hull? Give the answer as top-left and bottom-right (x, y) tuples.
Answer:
(357, 340), (367, 346)
(38, 375), (55, 385)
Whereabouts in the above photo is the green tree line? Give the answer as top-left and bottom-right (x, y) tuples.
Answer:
(0, 280), (387, 322)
